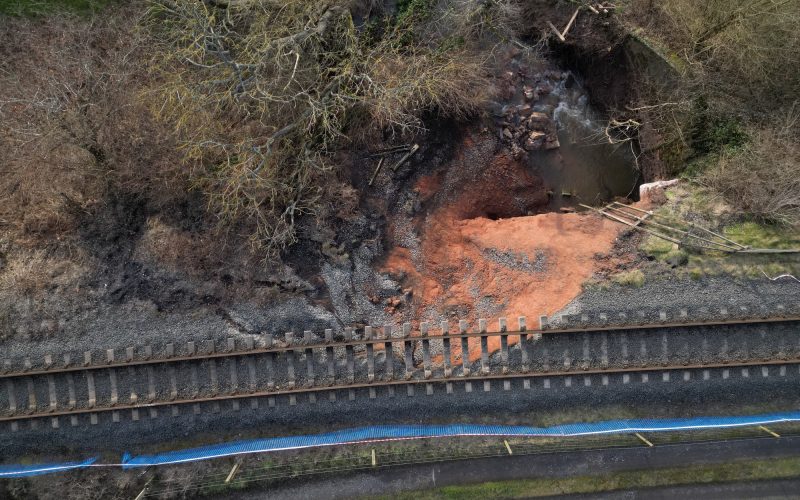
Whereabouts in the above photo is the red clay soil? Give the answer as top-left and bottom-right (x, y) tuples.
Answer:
(381, 149), (626, 361)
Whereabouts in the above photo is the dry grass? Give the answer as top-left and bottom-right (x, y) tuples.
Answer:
(622, 0), (800, 116)
(618, 0), (800, 227)
(701, 125), (800, 227)
(0, 249), (88, 297)
(0, 6), (181, 245)
(146, 0), (512, 254)
(0, 1), (517, 260)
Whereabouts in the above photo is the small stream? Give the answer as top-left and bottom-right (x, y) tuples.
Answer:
(527, 71), (639, 211)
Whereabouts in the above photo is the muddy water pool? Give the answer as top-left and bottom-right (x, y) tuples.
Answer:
(527, 72), (639, 211)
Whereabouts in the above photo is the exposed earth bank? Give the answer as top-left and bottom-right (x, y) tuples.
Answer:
(1, 2), (794, 365)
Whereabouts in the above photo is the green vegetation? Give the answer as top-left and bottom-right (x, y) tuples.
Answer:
(611, 269), (645, 287)
(384, 456), (800, 499)
(637, 185), (800, 279)
(620, 0), (800, 228)
(724, 222), (800, 250)
(0, 0), (111, 16)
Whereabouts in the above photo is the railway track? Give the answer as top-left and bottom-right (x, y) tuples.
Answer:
(2, 311), (799, 431)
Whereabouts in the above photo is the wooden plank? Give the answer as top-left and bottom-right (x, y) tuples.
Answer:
(547, 21), (566, 42)
(606, 204), (739, 251)
(561, 7), (581, 39)
(390, 144), (419, 172)
(582, 203), (683, 245)
(612, 202), (748, 250)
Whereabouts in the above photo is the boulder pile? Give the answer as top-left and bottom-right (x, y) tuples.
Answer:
(494, 69), (566, 158)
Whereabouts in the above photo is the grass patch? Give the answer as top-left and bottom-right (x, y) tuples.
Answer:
(724, 222), (800, 250)
(0, 0), (112, 16)
(383, 456), (800, 499)
(641, 235), (675, 260)
(635, 185), (800, 280)
(611, 269), (645, 287)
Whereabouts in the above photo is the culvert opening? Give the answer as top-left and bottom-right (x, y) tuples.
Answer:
(491, 64), (641, 215)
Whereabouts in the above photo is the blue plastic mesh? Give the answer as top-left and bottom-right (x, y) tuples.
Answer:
(0, 457), (98, 478)
(120, 410), (800, 468)
(4, 409), (799, 477)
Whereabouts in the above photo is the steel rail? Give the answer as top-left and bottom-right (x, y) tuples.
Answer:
(2, 316), (797, 379)
(2, 355), (799, 424)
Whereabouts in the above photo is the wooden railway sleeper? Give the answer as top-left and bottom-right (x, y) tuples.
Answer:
(442, 320), (452, 377)
(365, 326), (376, 383)
(499, 318), (509, 375)
(479, 319), (489, 375)
(384, 325), (394, 382)
(459, 320), (470, 377)
(345, 328), (355, 384)
(521, 317), (531, 371)
(421, 322), (432, 379)
(285, 332), (296, 389)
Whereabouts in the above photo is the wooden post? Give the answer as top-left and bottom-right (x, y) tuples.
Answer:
(547, 21), (566, 42)
(561, 7), (581, 39)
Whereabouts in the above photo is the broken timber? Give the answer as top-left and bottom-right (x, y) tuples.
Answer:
(547, 7), (580, 42)
(368, 157), (384, 186)
(548, 3), (613, 42)
(367, 143), (418, 186)
(391, 143), (420, 172)
(581, 202), (800, 254)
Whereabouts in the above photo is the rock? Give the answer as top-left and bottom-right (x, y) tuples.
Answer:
(523, 131), (546, 150)
(536, 83), (553, 96)
(639, 179), (679, 200)
(526, 112), (551, 128)
(544, 134), (561, 150)
(523, 85), (535, 100)
(384, 295), (403, 313)
(502, 128), (513, 139)
(510, 142), (526, 160)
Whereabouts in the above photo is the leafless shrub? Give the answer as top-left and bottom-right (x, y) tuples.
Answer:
(619, 0), (800, 213)
(145, 0), (510, 255)
(701, 124), (800, 227)
(0, 7), (181, 246)
(623, 0), (800, 115)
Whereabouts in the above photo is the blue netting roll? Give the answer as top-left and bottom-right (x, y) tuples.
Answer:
(120, 410), (800, 468)
(0, 457), (98, 478)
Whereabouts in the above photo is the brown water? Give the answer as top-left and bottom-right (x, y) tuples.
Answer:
(527, 72), (639, 211)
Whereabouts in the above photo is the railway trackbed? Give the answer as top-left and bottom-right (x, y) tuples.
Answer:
(2, 313), (799, 430)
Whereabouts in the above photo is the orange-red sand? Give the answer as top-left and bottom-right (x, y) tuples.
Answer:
(382, 204), (624, 361)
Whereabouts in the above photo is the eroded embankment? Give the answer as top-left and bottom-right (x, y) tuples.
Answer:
(381, 133), (631, 360)
(373, 41), (651, 360)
